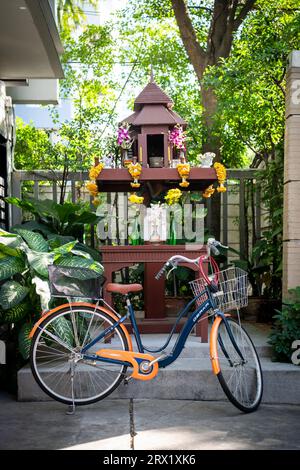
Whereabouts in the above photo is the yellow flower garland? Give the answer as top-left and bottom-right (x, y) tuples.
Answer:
(213, 162), (227, 193)
(177, 162), (190, 188)
(128, 161), (142, 188)
(202, 185), (215, 198)
(86, 162), (104, 206)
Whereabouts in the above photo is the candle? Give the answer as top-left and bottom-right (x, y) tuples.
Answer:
(139, 146), (143, 163)
(168, 146), (171, 163)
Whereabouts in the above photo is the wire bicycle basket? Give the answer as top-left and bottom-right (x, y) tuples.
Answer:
(189, 266), (248, 313)
(48, 265), (105, 300)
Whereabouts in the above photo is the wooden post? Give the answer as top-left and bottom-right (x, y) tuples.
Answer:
(283, 51), (300, 295)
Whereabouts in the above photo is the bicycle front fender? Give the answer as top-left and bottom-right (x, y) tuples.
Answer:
(210, 313), (231, 375)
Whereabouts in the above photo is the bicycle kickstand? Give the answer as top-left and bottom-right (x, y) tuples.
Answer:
(66, 361), (76, 415)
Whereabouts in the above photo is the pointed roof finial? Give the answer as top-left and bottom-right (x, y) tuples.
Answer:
(150, 64), (154, 83)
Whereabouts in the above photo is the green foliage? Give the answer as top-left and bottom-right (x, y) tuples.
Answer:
(3, 302), (30, 324)
(6, 197), (101, 244)
(50, 317), (74, 348)
(0, 281), (29, 310)
(13, 118), (55, 170)
(0, 256), (26, 282)
(0, 204), (104, 365)
(204, 1), (300, 165)
(18, 323), (32, 360)
(269, 287), (300, 363)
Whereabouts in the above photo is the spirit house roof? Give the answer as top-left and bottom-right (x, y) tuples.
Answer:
(122, 79), (187, 127)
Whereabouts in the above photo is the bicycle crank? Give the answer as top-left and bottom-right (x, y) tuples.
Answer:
(95, 349), (159, 381)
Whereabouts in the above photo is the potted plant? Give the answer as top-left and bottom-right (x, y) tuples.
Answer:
(230, 241), (281, 322)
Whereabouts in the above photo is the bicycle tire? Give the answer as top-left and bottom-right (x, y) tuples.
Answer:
(30, 305), (129, 406)
(212, 317), (263, 413)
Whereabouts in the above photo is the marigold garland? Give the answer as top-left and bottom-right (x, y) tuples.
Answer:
(128, 161), (142, 188)
(89, 163), (104, 181)
(202, 185), (215, 198)
(213, 162), (227, 193)
(165, 188), (182, 205)
(177, 162), (190, 188)
(86, 162), (104, 205)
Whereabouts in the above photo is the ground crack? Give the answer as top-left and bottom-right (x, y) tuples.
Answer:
(129, 398), (136, 450)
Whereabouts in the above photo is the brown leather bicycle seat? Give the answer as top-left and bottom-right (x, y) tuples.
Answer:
(105, 283), (143, 294)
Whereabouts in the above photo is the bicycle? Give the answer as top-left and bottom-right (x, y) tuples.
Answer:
(29, 238), (263, 414)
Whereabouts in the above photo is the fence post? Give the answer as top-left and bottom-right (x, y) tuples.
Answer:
(10, 171), (22, 227)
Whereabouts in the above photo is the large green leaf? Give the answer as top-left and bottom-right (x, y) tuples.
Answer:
(0, 256), (26, 281)
(0, 281), (29, 310)
(18, 323), (32, 360)
(47, 234), (75, 250)
(26, 250), (54, 278)
(4, 301), (30, 323)
(0, 230), (23, 248)
(0, 243), (22, 258)
(71, 211), (102, 225)
(51, 317), (74, 348)
(14, 228), (49, 252)
(13, 221), (53, 236)
(74, 242), (102, 262)
(53, 240), (78, 256)
(55, 255), (104, 279)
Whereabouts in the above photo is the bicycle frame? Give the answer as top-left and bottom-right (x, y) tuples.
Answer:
(81, 288), (219, 369)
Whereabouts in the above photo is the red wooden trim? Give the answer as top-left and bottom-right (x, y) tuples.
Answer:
(98, 167), (216, 182)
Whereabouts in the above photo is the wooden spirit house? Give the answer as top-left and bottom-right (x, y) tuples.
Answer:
(122, 76), (187, 168)
(97, 77), (216, 192)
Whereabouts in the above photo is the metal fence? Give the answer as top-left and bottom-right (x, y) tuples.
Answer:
(10, 168), (265, 258)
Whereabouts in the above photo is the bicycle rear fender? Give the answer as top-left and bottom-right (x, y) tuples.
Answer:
(29, 302), (133, 351)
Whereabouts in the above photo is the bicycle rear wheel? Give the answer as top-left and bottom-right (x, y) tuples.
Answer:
(30, 306), (129, 405)
(212, 316), (263, 413)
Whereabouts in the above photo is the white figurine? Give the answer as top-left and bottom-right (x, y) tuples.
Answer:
(103, 154), (114, 168)
(200, 152), (215, 168)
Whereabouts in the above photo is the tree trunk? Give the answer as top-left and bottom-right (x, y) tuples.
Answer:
(171, 0), (257, 239)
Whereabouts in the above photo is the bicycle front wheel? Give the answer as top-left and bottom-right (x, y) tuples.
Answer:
(30, 306), (129, 405)
(211, 316), (263, 413)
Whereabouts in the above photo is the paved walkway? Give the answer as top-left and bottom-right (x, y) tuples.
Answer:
(0, 393), (299, 450)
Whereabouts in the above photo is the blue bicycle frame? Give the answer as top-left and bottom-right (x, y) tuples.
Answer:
(81, 288), (213, 367)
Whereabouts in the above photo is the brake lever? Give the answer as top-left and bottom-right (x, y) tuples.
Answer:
(166, 265), (177, 280)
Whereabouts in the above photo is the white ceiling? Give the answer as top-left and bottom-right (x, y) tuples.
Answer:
(0, 0), (64, 80)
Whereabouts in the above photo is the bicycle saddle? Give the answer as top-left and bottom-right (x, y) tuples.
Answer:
(105, 283), (143, 294)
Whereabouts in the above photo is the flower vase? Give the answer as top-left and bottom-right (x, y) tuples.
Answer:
(168, 212), (176, 245)
(130, 215), (141, 246)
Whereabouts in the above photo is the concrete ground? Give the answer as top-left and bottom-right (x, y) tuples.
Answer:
(0, 392), (299, 450)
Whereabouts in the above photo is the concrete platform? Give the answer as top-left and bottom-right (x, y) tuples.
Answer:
(17, 323), (300, 404)
(1, 393), (300, 450)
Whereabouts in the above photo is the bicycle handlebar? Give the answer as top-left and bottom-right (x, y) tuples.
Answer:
(154, 239), (228, 281)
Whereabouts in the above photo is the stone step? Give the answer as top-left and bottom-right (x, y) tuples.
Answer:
(18, 357), (300, 405)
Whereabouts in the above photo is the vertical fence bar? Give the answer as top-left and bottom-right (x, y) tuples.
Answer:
(71, 180), (76, 203)
(239, 178), (246, 259)
(10, 172), (22, 226)
(206, 197), (212, 235)
(33, 180), (39, 199)
(222, 188), (228, 247)
(255, 182), (261, 241)
(52, 181), (57, 203)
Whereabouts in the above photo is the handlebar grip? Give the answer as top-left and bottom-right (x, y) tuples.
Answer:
(155, 262), (170, 280)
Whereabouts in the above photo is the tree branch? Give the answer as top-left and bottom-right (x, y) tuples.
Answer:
(233, 0), (256, 30)
(171, 0), (206, 82)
